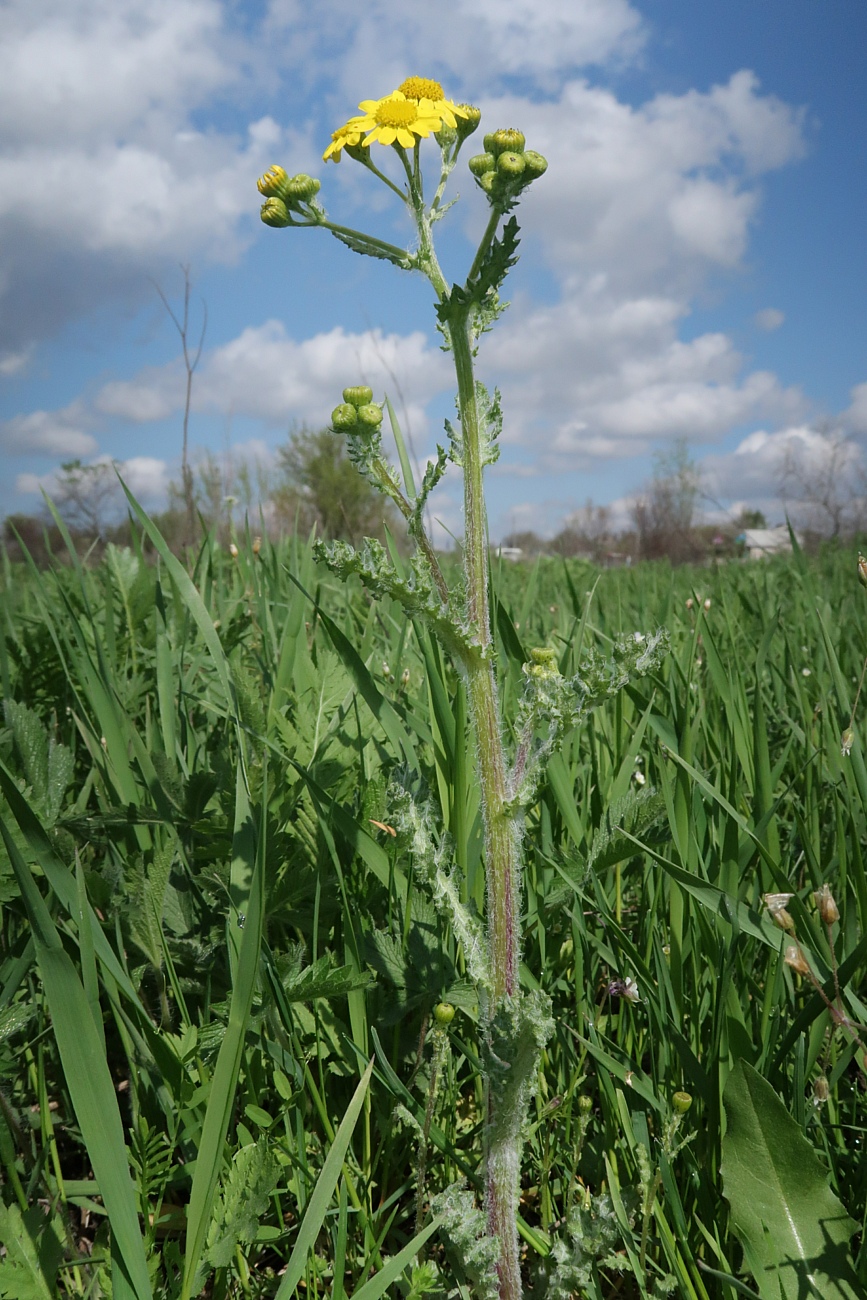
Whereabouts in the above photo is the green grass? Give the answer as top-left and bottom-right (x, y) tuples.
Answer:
(1, 527), (866, 1297)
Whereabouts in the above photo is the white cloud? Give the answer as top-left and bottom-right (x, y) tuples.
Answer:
(482, 72), (806, 293)
(264, 0), (644, 97)
(480, 289), (805, 467)
(755, 307), (785, 332)
(844, 382), (867, 434)
(1, 407), (97, 457)
(199, 321), (452, 429)
(16, 453), (168, 507)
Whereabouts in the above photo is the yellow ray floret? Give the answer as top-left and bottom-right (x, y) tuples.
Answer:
(323, 117), (366, 163)
(354, 91), (446, 149)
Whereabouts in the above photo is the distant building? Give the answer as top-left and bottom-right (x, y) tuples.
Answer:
(495, 546), (523, 561)
(737, 527), (798, 559)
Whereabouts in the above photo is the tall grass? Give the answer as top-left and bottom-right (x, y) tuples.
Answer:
(1, 530), (866, 1297)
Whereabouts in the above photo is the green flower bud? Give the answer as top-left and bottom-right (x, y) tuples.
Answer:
(672, 1091), (692, 1114)
(456, 104), (482, 142)
(497, 150), (526, 177)
(433, 1002), (455, 1026)
(343, 385), (374, 407)
(257, 164), (291, 199)
(468, 152), (496, 177)
(486, 128), (526, 157)
(578, 1094), (593, 1114)
(356, 403), (383, 428)
(331, 403), (359, 431)
(287, 173), (321, 202)
(478, 171), (497, 195)
(522, 150), (549, 179)
(260, 197), (291, 228)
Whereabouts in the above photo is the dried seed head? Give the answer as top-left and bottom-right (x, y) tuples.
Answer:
(685, 597), (694, 610)
(784, 944), (811, 977)
(229, 542), (239, 558)
(814, 883), (840, 925)
(763, 892), (796, 933)
(858, 553), (867, 589)
(842, 727), (855, 757)
(252, 535), (262, 555)
(703, 598), (712, 611)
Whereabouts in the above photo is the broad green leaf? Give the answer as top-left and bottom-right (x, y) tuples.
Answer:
(722, 1060), (861, 1299)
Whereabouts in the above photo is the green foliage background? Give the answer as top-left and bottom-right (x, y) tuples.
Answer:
(1, 528), (866, 1297)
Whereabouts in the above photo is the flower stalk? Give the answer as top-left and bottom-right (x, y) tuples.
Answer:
(257, 78), (664, 1298)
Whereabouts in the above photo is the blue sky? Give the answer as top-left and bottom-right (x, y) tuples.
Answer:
(2, 0), (866, 541)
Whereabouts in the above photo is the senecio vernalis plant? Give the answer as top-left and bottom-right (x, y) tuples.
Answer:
(258, 78), (667, 1298)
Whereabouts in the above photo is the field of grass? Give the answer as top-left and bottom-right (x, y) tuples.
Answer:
(1, 523), (866, 1298)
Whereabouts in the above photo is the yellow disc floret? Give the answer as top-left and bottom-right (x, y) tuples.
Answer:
(354, 91), (444, 148)
(397, 77), (471, 132)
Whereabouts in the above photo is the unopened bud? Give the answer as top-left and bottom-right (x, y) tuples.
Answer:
(468, 152), (496, 177)
(478, 171), (497, 195)
(229, 542), (239, 558)
(858, 553), (867, 588)
(252, 535), (262, 555)
(763, 892), (795, 933)
(286, 173), (321, 202)
(433, 1002), (455, 1026)
(672, 1091), (692, 1114)
(842, 727), (855, 757)
(497, 150), (526, 177)
(485, 128), (525, 157)
(814, 883), (840, 925)
(260, 197), (291, 228)
(455, 104), (482, 141)
(521, 150), (548, 179)
(343, 385), (374, 407)
(356, 403), (383, 428)
(578, 1094), (593, 1115)
(331, 403), (359, 431)
(784, 944), (811, 977)
(401, 667), (410, 687)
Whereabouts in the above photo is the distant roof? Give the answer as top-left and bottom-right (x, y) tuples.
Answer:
(742, 527), (794, 550)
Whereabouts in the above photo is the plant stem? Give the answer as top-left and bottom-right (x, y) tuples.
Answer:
(451, 303), (523, 1297)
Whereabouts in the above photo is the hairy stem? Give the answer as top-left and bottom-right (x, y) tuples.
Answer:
(452, 304), (523, 1298)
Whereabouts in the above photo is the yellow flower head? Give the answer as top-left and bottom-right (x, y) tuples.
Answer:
(323, 117), (367, 163)
(354, 90), (445, 149)
(395, 77), (470, 132)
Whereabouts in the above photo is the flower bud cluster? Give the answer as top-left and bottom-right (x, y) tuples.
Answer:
(331, 385), (384, 436)
(258, 165), (322, 226)
(467, 129), (547, 205)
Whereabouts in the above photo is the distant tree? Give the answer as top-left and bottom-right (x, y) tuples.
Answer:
(499, 530), (546, 557)
(735, 507), (767, 530)
(778, 424), (865, 539)
(273, 427), (398, 544)
(49, 459), (122, 537)
(551, 498), (612, 560)
(632, 439), (702, 563)
(153, 265), (207, 544)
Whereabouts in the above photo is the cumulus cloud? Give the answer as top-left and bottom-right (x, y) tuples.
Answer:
(1, 405), (97, 457)
(844, 382), (867, 433)
(480, 289), (805, 467)
(482, 71), (806, 293)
